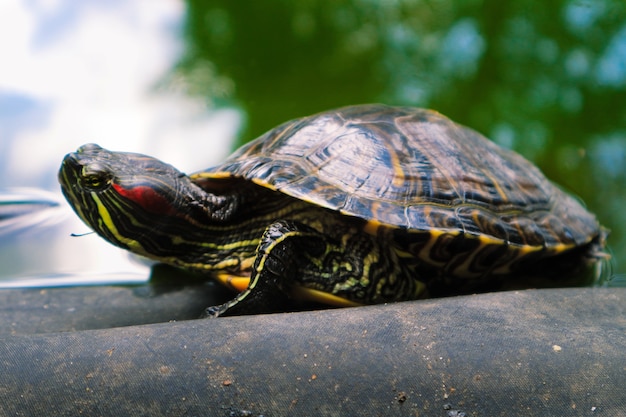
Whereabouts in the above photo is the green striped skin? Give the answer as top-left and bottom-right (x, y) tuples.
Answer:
(59, 144), (292, 273)
(58, 105), (606, 316)
(59, 144), (424, 313)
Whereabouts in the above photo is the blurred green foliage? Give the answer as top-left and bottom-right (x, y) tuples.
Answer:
(176, 0), (626, 273)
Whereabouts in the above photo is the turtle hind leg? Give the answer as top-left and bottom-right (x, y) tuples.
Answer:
(201, 220), (328, 318)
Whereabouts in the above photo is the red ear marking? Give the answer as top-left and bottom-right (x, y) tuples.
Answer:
(112, 183), (176, 215)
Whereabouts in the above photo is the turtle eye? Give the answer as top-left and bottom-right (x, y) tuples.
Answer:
(80, 167), (111, 191)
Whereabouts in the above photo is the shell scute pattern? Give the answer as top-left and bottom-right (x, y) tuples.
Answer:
(498, 214), (545, 247)
(455, 206), (511, 241)
(205, 104), (600, 252)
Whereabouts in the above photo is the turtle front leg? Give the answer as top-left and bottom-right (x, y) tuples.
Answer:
(202, 220), (329, 317)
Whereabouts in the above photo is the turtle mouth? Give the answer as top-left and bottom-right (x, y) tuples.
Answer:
(58, 152), (82, 193)
(58, 149), (130, 250)
(58, 153), (98, 233)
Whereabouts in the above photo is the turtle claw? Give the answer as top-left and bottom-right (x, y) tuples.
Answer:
(200, 304), (229, 318)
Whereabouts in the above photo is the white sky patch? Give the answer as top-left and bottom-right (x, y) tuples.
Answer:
(0, 0), (240, 189)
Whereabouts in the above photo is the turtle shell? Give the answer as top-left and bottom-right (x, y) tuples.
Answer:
(197, 104), (600, 251)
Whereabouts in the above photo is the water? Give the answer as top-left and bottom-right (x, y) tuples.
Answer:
(1, 0), (624, 286)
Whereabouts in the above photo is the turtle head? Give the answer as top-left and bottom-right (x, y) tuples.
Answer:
(59, 143), (212, 260)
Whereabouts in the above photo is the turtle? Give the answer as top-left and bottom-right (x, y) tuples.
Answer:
(58, 104), (606, 317)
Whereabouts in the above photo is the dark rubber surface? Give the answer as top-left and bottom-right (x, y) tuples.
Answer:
(0, 287), (624, 416)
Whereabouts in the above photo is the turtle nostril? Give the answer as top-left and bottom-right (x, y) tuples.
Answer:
(77, 143), (103, 153)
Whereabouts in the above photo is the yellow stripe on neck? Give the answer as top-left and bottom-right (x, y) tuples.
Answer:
(92, 193), (146, 254)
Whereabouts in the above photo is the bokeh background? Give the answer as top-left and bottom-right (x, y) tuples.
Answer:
(1, 0), (624, 286)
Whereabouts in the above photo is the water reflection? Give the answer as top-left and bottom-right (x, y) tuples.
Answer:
(0, 188), (149, 286)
